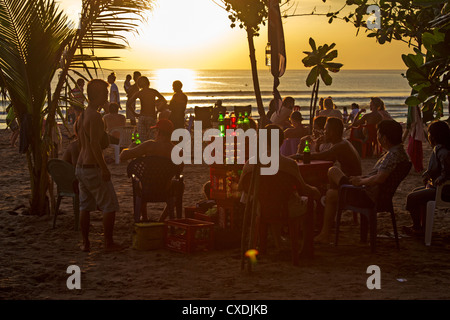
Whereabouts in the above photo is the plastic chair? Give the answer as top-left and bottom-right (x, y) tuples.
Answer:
(212, 105), (226, 122)
(349, 124), (381, 158)
(194, 106), (213, 129)
(425, 181), (450, 246)
(335, 161), (412, 252)
(47, 159), (79, 230)
(109, 126), (135, 164)
(234, 105), (252, 117)
(127, 156), (184, 223)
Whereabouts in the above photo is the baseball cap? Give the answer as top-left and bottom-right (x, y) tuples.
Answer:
(151, 119), (174, 134)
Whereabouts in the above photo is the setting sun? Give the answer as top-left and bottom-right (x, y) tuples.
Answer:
(151, 68), (198, 93)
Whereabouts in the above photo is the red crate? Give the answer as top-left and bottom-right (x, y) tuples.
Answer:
(165, 218), (215, 253)
(194, 212), (217, 224)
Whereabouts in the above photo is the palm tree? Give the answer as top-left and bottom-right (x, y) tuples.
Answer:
(302, 37), (343, 132)
(220, 0), (271, 124)
(0, 0), (153, 216)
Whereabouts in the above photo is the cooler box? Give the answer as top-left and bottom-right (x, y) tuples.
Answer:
(132, 222), (165, 251)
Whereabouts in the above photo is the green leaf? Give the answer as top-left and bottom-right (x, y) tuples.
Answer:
(422, 29), (445, 52)
(323, 50), (337, 62)
(306, 66), (319, 87)
(324, 62), (343, 72)
(319, 66), (332, 85)
(405, 95), (422, 106)
(309, 37), (317, 52)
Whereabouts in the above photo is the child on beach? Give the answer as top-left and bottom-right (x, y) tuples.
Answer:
(404, 120), (450, 236)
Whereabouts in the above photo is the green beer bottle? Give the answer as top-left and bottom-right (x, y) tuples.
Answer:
(303, 139), (311, 164)
(135, 132), (141, 145)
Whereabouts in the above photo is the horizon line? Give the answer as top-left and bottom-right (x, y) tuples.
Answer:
(106, 68), (407, 71)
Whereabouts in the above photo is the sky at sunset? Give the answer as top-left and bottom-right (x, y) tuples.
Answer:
(57, 0), (413, 71)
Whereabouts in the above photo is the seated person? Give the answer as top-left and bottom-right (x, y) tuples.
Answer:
(297, 115), (327, 153)
(348, 103), (360, 124)
(281, 111), (307, 157)
(103, 102), (126, 145)
(352, 97), (391, 129)
(63, 103), (86, 166)
(120, 119), (184, 221)
(320, 120), (409, 243)
(270, 96), (295, 129)
(238, 124), (321, 250)
(404, 120), (450, 236)
(318, 97), (343, 120)
(293, 117), (362, 243)
(62, 138), (80, 167)
(284, 111), (307, 139)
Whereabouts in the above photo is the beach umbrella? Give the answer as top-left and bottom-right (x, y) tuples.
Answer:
(267, 0), (286, 120)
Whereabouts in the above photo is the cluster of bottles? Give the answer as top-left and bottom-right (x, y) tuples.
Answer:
(131, 131), (141, 145)
(218, 111), (251, 137)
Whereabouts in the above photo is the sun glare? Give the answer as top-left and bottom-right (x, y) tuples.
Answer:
(138, 0), (232, 55)
(151, 68), (197, 93)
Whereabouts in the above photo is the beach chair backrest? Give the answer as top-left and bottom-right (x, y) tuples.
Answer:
(194, 106), (213, 129)
(376, 160), (412, 212)
(47, 159), (77, 195)
(127, 156), (179, 202)
(234, 105), (252, 117)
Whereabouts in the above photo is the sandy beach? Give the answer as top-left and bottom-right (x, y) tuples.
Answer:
(1, 126), (450, 301)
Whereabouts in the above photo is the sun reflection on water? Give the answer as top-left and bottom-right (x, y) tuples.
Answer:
(150, 68), (197, 94)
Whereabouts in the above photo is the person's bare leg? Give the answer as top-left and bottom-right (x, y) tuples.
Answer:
(10, 131), (19, 147)
(80, 210), (91, 252)
(141, 204), (149, 222)
(328, 166), (347, 187)
(314, 189), (338, 244)
(103, 211), (121, 251)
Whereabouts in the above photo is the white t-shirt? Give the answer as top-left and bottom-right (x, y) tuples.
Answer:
(109, 83), (121, 106)
(318, 109), (343, 120)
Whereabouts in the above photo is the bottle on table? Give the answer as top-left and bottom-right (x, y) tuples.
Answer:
(135, 132), (141, 145)
(243, 112), (250, 130)
(218, 113), (225, 137)
(303, 139), (311, 164)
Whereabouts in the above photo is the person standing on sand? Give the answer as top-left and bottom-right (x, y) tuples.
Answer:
(75, 79), (120, 252)
(126, 71), (141, 126)
(168, 80), (188, 129)
(127, 76), (167, 142)
(107, 72), (121, 109)
(103, 102), (126, 145)
(69, 78), (85, 124)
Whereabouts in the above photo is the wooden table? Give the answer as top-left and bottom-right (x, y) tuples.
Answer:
(297, 160), (334, 258)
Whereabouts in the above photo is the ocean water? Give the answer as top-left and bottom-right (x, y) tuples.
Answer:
(1, 69), (448, 128)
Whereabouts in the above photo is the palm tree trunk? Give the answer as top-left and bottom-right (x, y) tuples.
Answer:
(246, 28), (266, 124)
(312, 79), (320, 120)
(309, 80), (317, 133)
(29, 112), (49, 216)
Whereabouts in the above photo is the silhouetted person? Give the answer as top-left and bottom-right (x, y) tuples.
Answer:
(127, 76), (167, 142)
(75, 79), (120, 252)
(168, 80), (188, 129)
(126, 71), (141, 126)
